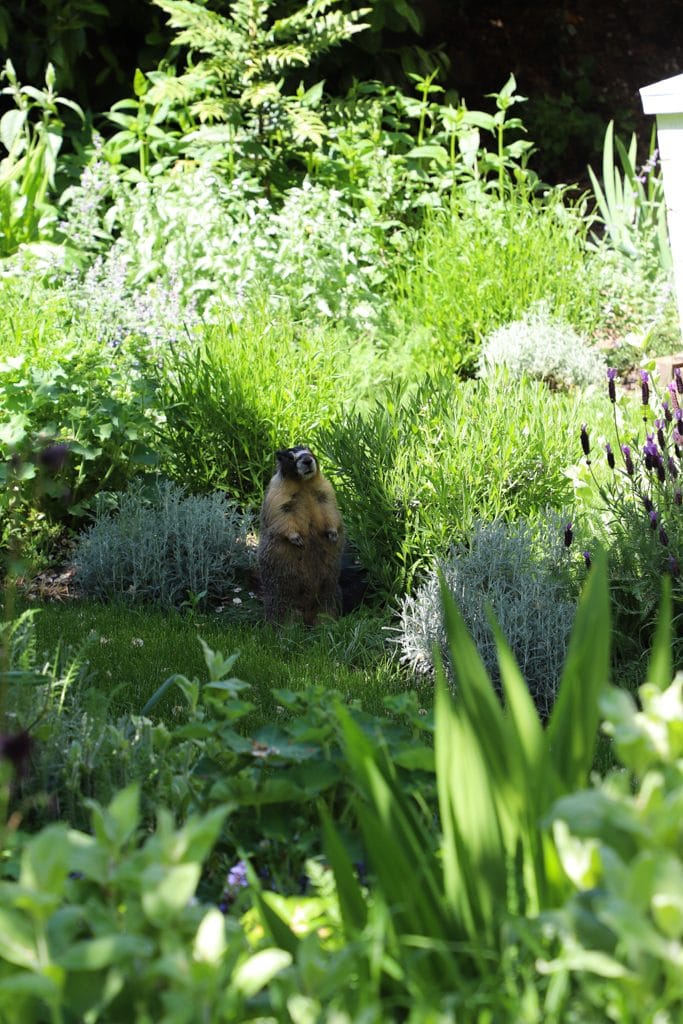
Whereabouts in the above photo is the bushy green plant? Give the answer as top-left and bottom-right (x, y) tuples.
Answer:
(390, 187), (603, 377)
(317, 372), (582, 599)
(74, 479), (253, 609)
(0, 345), (159, 559)
(541, 585), (683, 1021)
(397, 515), (577, 717)
(478, 301), (606, 389)
(108, 0), (369, 189)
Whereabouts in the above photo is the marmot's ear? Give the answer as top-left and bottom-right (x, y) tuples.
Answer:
(275, 449), (290, 460)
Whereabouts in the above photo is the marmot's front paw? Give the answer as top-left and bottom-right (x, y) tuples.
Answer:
(287, 531), (304, 547)
(325, 528), (339, 543)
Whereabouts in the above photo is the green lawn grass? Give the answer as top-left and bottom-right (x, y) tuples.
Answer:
(24, 598), (426, 724)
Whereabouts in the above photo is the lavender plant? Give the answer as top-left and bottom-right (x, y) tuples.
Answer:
(576, 366), (683, 647)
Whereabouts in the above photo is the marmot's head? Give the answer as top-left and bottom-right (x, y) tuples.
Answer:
(275, 445), (319, 481)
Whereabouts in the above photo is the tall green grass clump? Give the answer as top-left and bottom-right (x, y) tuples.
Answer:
(318, 371), (584, 599)
(154, 307), (378, 502)
(391, 188), (604, 377)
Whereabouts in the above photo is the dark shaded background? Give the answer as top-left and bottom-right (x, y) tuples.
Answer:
(2, 0), (682, 182)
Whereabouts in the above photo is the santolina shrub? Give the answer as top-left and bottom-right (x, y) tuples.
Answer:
(397, 515), (576, 718)
(74, 478), (253, 608)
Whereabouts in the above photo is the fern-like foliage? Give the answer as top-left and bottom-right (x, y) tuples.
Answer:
(148, 0), (369, 167)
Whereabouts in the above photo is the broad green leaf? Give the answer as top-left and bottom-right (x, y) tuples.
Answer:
(0, 907), (38, 968)
(141, 862), (201, 925)
(194, 907), (228, 964)
(233, 948), (292, 998)
(57, 934), (153, 970)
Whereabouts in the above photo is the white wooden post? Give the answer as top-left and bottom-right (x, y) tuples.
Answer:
(641, 73), (683, 342)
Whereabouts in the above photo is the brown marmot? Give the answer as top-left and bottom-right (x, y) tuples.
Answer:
(257, 446), (344, 625)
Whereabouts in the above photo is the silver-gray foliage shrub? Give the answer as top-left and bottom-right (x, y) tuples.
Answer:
(397, 516), (576, 717)
(74, 479), (253, 608)
(478, 302), (606, 388)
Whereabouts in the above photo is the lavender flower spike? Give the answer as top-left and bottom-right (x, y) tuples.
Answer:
(607, 367), (617, 403)
(621, 444), (634, 475)
(580, 424), (590, 458)
(640, 370), (650, 406)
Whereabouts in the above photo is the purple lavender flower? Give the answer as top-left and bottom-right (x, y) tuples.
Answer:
(605, 442), (615, 469)
(582, 551), (592, 570)
(668, 555), (680, 578)
(643, 434), (661, 471)
(621, 444), (635, 475)
(663, 399), (673, 423)
(642, 495), (654, 513)
(607, 367), (617, 403)
(580, 424), (590, 458)
(676, 366), (683, 395)
(668, 456), (679, 479)
(676, 489), (683, 506)
(659, 526), (670, 546)
(564, 522), (573, 547)
(226, 860), (249, 890)
(640, 370), (650, 406)
(656, 419), (666, 450)
(649, 509), (658, 529)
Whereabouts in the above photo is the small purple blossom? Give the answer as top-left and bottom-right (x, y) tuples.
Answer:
(564, 522), (573, 548)
(668, 456), (679, 479)
(669, 382), (681, 411)
(676, 366), (683, 395)
(605, 442), (615, 469)
(607, 367), (617, 403)
(582, 551), (592, 570)
(580, 424), (590, 458)
(621, 444), (635, 475)
(640, 370), (650, 406)
(668, 555), (681, 578)
(659, 526), (670, 546)
(226, 859), (249, 890)
(649, 509), (658, 529)
(655, 419), (666, 450)
(663, 399), (673, 423)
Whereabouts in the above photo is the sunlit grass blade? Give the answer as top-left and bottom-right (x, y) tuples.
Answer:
(319, 801), (367, 937)
(647, 575), (672, 691)
(546, 547), (610, 791)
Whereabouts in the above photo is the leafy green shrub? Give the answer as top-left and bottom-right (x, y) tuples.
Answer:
(0, 345), (159, 562)
(317, 372), (583, 599)
(478, 301), (606, 389)
(397, 516), (577, 717)
(390, 188), (603, 377)
(543, 585), (683, 1021)
(74, 479), (253, 609)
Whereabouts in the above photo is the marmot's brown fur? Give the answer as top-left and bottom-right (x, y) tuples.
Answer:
(258, 446), (344, 625)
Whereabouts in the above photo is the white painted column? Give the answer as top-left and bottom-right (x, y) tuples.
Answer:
(641, 74), (683, 342)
